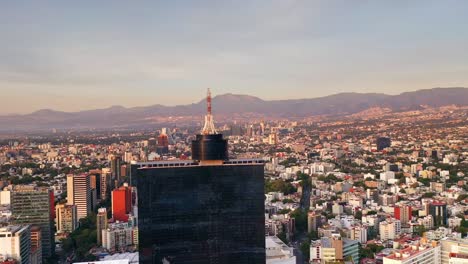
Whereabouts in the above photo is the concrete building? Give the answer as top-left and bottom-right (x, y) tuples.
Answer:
(102, 222), (136, 251)
(441, 238), (468, 264)
(380, 219), (401, 241)
(310, 234), (359, 263)
(308, 211), (321, 233)
(394, 205), (412, 225)
(383, 244), (441, 264)
(266, 236), (296, 264)
(56, 203), (78, 233)
(0, 225), (31, 264)
(350, 225), (368, 244)
(67, 174), (91, 220)
(0, 189), (10, 205)
(97, 208), (108, 246)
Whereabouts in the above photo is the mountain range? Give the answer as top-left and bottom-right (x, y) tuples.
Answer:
(1, 87), (467, 131)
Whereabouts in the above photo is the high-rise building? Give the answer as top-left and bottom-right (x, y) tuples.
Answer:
(395, 205), (412, 225)
(101, 168), (111, 200)
(112, 185), (132, 222)
(157, 133), (169, 154)
(30, 225), (42, 264)
(111, 155), (122, 183)
(89, 173), (102, 201)
(377, 137), (391, 151)
(55, 204), (78, 234)
(0, 225), (31, 264)
(430, 202), (448, 227)
(67, 174), (91, 220)
(10, 186), (54, 258)
(132, 89), (265, 264)
(97, 208), (108, 246)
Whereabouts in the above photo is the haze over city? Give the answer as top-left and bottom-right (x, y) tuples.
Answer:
(2, 1), (468, 114)
(1, 2), (468, 264)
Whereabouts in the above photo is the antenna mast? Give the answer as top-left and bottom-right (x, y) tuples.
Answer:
(201, 88), (217, 135)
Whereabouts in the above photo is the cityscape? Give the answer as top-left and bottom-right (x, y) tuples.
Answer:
(1, 1), (468, 264)
(0, 88), (467, 264)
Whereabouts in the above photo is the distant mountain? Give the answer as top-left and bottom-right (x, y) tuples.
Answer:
(1, 87), (467, 131)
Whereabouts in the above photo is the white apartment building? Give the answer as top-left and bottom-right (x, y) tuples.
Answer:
(0, 225), (31, 264)
(383, 244), (441, 264)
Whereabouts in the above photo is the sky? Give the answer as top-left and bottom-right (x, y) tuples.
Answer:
(1, 0), (468, 114)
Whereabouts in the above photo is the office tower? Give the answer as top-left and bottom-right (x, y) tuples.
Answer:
(30, 225), (42, 264)
(89, 172), (102, 201)
(377, 137), (391, 151)
(0, 225), (31, 264)
(112, 185), (132, 222)
(101, 168), (110, 200)
(55, 204), (78, 233)
(111, 155), (122, 183)
(10, 186), (54, 258)
(430, 202), (448, 227)
(120, 164), (128, 178)
(157, 132), (169, 154)
(97, 208), (108, 246)
(395, 205), (412, 225)
(133, 89), (265, 264)
(67, 174), (91, 220)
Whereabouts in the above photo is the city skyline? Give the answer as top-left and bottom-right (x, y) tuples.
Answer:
(1, 1), (468, 113)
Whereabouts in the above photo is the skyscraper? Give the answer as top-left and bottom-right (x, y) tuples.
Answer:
(112, 185), (132, 222)
(132, 89), (265, 264)
(10, 186), (54, 259)
(96, 208), (108, 246)
(67, 174), (91, 220)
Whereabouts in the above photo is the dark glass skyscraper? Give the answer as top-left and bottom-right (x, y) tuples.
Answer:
(132, 89), (265, 264)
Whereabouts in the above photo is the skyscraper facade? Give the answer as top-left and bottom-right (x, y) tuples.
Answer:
(112, 185), (132, 222)
(67, 174), (91, 220)
(132, 89), (265, 264)
(10, 186), (54, 259)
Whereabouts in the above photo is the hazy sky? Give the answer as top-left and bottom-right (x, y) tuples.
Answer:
(1, 1), (468, 114)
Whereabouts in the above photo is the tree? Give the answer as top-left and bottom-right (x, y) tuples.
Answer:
(300, 241), (311, 261)
(291, 209), (308, 232)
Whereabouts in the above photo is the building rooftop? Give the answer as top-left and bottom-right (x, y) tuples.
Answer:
(385, 245), (436, 261)
(0, 225), (28, 234)
(132, 158), (265, 169)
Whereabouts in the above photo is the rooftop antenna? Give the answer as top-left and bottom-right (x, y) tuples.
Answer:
(201, 88), (218, 135)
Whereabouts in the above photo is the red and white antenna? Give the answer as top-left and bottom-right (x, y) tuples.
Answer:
(202, 88), (217, 135)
